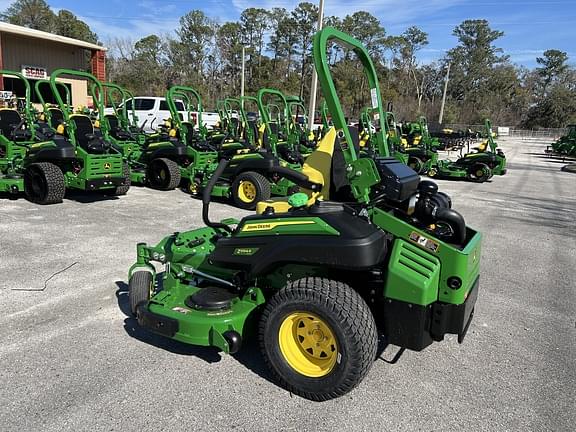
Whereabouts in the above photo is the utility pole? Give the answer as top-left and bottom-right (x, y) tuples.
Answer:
(241, 45), (246, 99)
(307, 0), (325, 131)
(438, 62), (450, 125)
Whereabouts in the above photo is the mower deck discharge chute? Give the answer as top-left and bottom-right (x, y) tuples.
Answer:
(128, 27), (482, 401)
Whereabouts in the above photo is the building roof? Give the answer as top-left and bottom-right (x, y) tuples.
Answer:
(0, 22), (107, 51)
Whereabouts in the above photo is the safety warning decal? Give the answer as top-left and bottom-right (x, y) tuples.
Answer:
(409, 231), (440, 253)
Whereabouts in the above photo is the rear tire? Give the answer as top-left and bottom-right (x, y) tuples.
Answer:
(467, 162), (491, 183)
(259, 277), (378, 401)
(24, 162), (65, 204)
(147, 158), (181, 190)
(129, 271), (153, 316)
(231, 171), (271, 210)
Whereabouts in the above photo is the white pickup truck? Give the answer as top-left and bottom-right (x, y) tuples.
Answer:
(103, 96), (221, 133)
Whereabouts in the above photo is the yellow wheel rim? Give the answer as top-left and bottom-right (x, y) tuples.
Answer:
(160, 169), (167, 180)
(237, 180), (256, 203)
(476, 169), (484, 177)
(278, 312), (338, 378)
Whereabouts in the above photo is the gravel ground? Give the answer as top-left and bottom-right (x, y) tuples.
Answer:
(0, 137), (574, 432)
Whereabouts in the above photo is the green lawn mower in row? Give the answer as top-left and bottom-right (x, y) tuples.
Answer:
(165, 86), (298, 209)
(546, 125), (576, 157)
(0, 69), (129, 204)
(429, 119), (507, 182)
(358, 107), (408, 165)
(286, 95), (318, 154)
(98, 82), (189, 190)
(127, 27), (481, 401)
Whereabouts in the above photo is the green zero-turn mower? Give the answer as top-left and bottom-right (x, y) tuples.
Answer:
(34, 78), (71, 131)
(547, 124), (576, 157)
(43, 68), (131, 196)
(358, 106), (409, 165)
(286, 95), (317, 153)
(1, 69), (128, 203)
(0, 70), (71, 203)
(127, 28), (481, 401)
(97, 81), (187, 190)
(429, 119), (507, 182)
(259, 88), (309, 166)
(165, 86), (298, 209)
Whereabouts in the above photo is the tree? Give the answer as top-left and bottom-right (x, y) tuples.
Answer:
(291, 2), (318, 98)
(1, 0), (54, 31)
(217, 22), (243, 93)
(536, 49), (569, 94)
(341, 11), (386, 59)
(53, 10), (98, 43)
(172, 10), (216, 84)
(444, 19), (508, 122)
(272, 15), (299, 78)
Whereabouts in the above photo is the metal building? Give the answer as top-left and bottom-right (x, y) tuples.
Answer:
(0, 22), (107, 108)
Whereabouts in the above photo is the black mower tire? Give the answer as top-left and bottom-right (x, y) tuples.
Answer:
(24, 162), (65, 205)
(147, 158), (181, 190)
(467, 162), (491, 183)
(259, 277), (378, 401)
(408, 156), (424, 174)
(129, 270), (153, 316)
(106, 163), (131, 196)
(231, 171), (271, 210)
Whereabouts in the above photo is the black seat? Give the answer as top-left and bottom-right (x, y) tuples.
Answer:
(48, 108), (64, 129)
(70, 115), (107, 154)
(0, 109), (22, 139)
(105, 114), (131, 140)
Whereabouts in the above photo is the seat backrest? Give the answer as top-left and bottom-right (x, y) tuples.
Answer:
(300, 127), (337, 199)
(180, 121), (196, 143)
(48, 108), (64, 129)
(105, 114), (120, 130)
(70, 115), (94, 147)
(0, 109), (22, 138)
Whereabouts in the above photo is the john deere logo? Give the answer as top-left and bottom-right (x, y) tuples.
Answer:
(103, 163), (111, 170)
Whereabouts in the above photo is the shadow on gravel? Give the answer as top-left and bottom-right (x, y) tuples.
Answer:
(114, 280), (275, 383)
(506, 162), (565, 173)
(65, 190), (120, 204)
(0, 192), (22, 201)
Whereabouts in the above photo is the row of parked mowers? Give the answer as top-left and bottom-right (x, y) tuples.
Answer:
(0, 70), (315, 207)
(0, 64), (507, 208)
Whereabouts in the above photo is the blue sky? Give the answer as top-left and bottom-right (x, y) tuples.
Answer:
(2, 0), (574, 67)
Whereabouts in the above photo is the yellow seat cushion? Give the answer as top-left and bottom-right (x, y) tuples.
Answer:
(256, 197), (293, 214)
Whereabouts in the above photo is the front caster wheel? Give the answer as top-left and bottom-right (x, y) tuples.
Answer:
(259, 277), (378, 401)
(128, 271), (153, 316)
